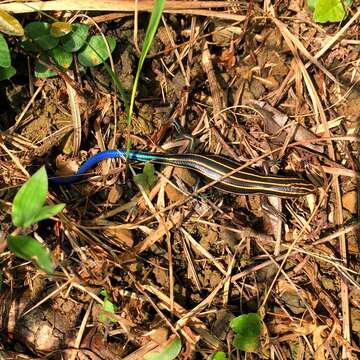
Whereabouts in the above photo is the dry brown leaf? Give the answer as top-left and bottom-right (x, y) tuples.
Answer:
(342, 190), (357, 214)
(313, 325), (328, 360)
(104, 228), (134, 247)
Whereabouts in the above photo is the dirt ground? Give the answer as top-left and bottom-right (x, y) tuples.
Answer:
(0, 1), (359, 359)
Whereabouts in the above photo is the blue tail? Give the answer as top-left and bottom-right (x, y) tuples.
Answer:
(49, 150), (164, 184)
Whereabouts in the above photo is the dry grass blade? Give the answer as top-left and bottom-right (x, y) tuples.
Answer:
(66, 73), (82, 154)
(69, 299), (93, 360)
(265, 17), (352, 354)
(271, 17), (341, 87)
(0, 1), (241, 13)
(181, 227), (227, 275)
(119, 212), (183, 263)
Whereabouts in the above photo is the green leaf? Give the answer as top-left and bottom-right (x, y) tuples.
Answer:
(0, 34), (11, 68)
(50, 21), (72, 38)
(49, 46), (72, 69)
(133, 163), (157, 192)
(233, 333), (259, 353)
(211, 352), (228, 360)
(103, 62), (129, 114)
(313, 0), (352, 23)
(25, 21), (59, 50)
(125, 0), (165, 155)
(0, 65), (15, 80)
(34, 58), (56, 78)
(99, 289), (117, 323)
(32, 204), (65, 224)
(20, 39), (39, 52)
(77, 35), (116, 67)
(62, 23), (89, 52)
(0, 10), (24, 36)
(144, 337), (182, 360)
(100, 289), (108, 297)
(103, 297), (116, 314)
(306, 0), (318, 12)
(8, 235), (54, 273)
(230, 313), (262, 352)
(12, 166), (48, 227)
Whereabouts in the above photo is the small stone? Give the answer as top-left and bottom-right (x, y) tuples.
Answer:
(342, 190), (357, 214)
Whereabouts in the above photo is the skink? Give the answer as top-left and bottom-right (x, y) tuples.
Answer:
(51, 149), (317, 198)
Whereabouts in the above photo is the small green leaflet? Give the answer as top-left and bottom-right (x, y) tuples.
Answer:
(0, 65), (16, 80)
(8, 235), (54, 274)
(230, 313), (262, 352)
(12, 166), (65, 228)
(211, 352), (228, 360)
(0, 34), (11, 68)
(308, 0), (352, 23)
(77, 35), (116, 67)
(34, 59), (56, 78)
(144, 336), (182, 360)
(62, 23), (89, 52)
(25, 22), (59, 50)
(49, 46), (73, 69)
(133, 163), (157, 192)
(99, 289), (117, 323)
(50, 22), (72, 38)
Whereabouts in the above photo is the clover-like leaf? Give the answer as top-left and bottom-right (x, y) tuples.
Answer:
(34, 57), (56, 78)
(25, 21), (58, 50)
(8, 235), (54, 273)
(62, 23), (89, 52)
(49, 46), (73, 69)
(77, 35), (116, 67)
(20, 38), (39, 52)
(230, 313), (262, 352)
(0, 33), (11, 68)
(50, 21), (72, 38)
(0, 65), (15, 80)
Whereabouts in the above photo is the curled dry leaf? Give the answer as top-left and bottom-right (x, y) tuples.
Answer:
(165, 184), (187, 202)
(342, 190), (357, 214)
(104, 228), (134, 248)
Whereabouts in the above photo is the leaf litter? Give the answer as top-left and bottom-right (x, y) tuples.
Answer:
(0, 1), (359, 359)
